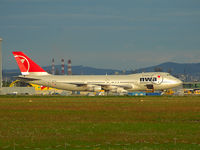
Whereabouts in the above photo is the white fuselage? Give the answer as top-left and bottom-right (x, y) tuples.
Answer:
(21, 72), (182, 92)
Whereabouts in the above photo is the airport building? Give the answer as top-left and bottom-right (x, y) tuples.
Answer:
(183, 82), (200, 89)
(183, 82), (200, 95)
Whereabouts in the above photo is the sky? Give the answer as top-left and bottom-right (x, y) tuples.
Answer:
(1, 0), (200, 70)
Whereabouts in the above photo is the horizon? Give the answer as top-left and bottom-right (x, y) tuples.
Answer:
(3, 61), (200, 71)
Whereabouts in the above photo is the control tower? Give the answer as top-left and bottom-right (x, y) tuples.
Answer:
(0, 38), (2, 89)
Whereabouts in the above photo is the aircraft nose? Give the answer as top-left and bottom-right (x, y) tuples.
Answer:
(174, 78), (183, 86)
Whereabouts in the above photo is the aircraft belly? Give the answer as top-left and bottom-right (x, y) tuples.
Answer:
(30, 80), (87, 91)
(53, 83), (86, 91)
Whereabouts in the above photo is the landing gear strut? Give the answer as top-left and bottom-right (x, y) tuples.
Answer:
(146, 84), (154, 93)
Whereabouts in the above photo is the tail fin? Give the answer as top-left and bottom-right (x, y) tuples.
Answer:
(12, 51), (49, 76)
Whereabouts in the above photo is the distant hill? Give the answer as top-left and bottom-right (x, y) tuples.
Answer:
(42, 65), (121, 75)
(135, 62), (200, 75)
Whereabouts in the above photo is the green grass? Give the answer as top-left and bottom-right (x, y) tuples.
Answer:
(0, 96), (200, 149)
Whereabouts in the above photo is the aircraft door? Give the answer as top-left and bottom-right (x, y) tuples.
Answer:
(105, 76), (110, 84)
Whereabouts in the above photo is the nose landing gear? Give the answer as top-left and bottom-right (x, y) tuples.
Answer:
(146, 84), (154, 93)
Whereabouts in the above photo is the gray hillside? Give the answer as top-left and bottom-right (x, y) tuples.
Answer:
(136, 62), (200, 75)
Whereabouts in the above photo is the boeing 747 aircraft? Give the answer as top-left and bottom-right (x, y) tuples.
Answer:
(12, 52), (182, 93)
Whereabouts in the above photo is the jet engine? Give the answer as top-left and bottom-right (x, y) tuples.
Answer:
(104, 86), (128, 93)
(86, 85), (102, 92)
(110, 87), (128, 93)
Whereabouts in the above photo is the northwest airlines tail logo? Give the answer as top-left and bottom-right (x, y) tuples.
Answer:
(140, 75), (163, 84)
(14, 55), (30, 72)
(20, 59), (25, 63)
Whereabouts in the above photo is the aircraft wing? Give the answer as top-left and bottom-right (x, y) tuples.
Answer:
(67, 82), (132, 89)
(14, 76), (40, 81)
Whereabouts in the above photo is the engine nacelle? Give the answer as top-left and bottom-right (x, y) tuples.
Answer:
(110, 88), (128, 93)
(104, 86), (128, 93)
(86, 85), (102, 92)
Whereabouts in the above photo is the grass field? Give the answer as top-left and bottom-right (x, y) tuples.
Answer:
(0, 96), (200, 150)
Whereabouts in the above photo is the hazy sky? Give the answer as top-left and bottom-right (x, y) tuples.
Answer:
(1, 0), (200, 70)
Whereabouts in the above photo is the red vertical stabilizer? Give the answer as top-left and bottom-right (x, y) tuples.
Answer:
(12, 51), (49, 75)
